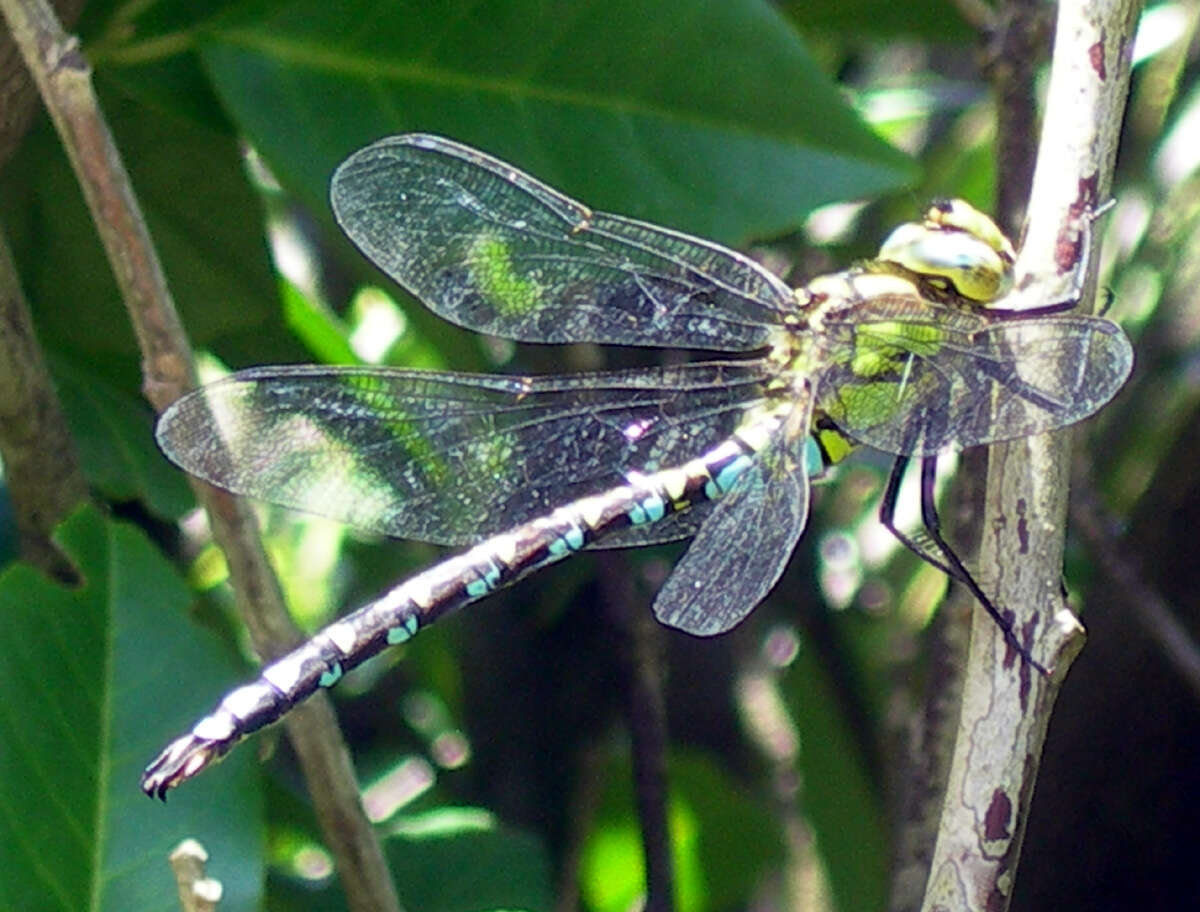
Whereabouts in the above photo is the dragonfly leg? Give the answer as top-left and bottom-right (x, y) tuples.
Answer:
(879, 455), (959, 580)
(992, 198), (1114, 317)
(880, 455), (1049, 675)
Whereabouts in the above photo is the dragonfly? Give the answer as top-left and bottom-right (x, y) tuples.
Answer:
(142, 135), (1133, 798)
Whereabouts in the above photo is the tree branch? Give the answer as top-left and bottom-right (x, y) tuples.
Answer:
(0, 224), (87, 579)
(169, 839), (223, 912)
(0, 1), (402, 910)
(922, 1), (1140, 909)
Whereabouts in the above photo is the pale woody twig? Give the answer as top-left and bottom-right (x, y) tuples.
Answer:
(922, 1), (1141, 910)
(169, 839), (223, 912)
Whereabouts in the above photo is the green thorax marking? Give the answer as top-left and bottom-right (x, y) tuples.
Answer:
(849, 320), (945, 379)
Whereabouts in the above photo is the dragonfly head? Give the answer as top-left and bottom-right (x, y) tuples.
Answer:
(878, 199), (1015, 304)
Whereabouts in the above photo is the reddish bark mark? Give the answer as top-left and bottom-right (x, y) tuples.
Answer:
(987, 886), (1008, 912)
(1021, 614), (1042, 706)
(1021, 613), (1040, 643)
(1055, 175), (1101, 273)
(1000, 607), (1020, 670)
(1089, 30), (1108, 80)
(1016, 498), (1029, 554)
(985, 788), (1013, 840)
(1055, 227), (1083, 275)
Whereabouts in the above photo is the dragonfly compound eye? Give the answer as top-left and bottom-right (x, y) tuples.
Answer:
(878, 210), (1015, 303)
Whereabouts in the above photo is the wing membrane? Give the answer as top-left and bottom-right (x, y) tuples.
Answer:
(330, 135), (794, 351)
(815, 298), (1133, 456)
(158, 362), (771, 545)
(654, 401), (813, 636)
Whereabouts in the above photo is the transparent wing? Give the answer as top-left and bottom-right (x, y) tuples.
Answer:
(330, 134), (794, 351)
(157, 362), (772, 545)
(653, 400), (813, 636)
(814, 297), (1134, 456)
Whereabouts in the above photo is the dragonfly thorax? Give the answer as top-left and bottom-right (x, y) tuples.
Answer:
(766, 269), (927, 376)
(775, 199), (1017, 370)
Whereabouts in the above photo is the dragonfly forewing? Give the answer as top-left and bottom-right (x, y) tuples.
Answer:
(331, 134), (795, 351)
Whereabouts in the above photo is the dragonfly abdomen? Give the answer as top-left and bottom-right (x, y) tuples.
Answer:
(141, 414), (780, 797)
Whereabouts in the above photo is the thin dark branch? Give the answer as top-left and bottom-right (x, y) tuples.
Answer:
(0, 0), (89, 580)
(601, 553), (675, 911)
(1070, 481), (1200, 701)
(987, 0), (1054, 229)
(0, 225), (87, 579)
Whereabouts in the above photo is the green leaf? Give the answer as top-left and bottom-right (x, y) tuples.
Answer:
(81, 0), (241, 132)
(280, 277), (359, 366)
(1, 86), (287, 364)
(786, 644), (890, 912)
(262, 803), (551, 911)
(0, 507), (264, 911)
(580, 749), (785, 911)
(50, 357), (193, 521)
(383, 807), (552, 912)
(669, 752), (787, 909)
(783, 0), (972, 40)
(196, 0), (913, 245)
